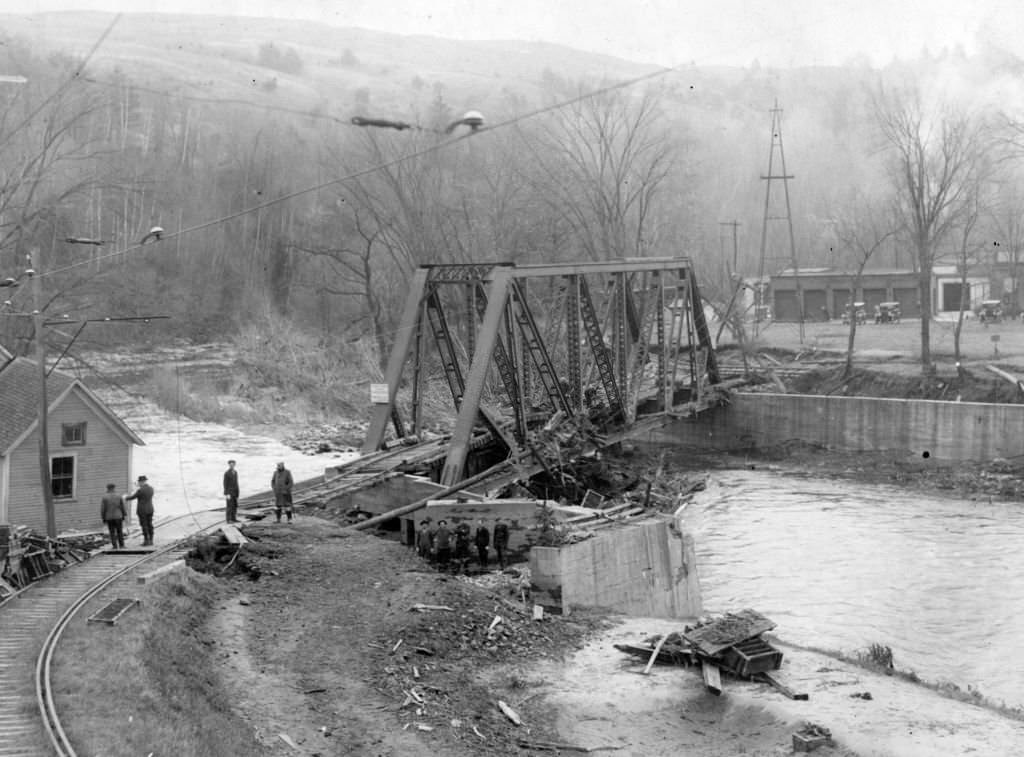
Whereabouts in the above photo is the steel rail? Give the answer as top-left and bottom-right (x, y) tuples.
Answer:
(32, 514), (224, 757)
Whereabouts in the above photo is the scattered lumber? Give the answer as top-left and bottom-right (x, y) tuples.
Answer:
(516, 739), (622, 753)
(408, 603), (454, 612)
(497, 700), (522, 725)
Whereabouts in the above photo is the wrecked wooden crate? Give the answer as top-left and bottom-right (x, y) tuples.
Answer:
(720, 636), (784, 677)
(682, 609), (784, 689)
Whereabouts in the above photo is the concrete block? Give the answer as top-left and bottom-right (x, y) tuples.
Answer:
(137, 559), (187, 584)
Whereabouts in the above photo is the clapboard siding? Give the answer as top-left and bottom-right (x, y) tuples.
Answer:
(6, 388), (133, 533)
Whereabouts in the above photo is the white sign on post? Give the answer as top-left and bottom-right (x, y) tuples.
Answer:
(370, 383), (390, 404)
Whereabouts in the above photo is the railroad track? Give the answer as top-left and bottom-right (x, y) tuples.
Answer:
(0, 510), (225, 757)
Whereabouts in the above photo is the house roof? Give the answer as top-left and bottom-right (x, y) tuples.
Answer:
(0, 357), (144, 454)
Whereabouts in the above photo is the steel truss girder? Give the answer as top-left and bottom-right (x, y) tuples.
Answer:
(578, 276), (624, 420)
(365, 258), (718, 486)
(509, 279), (572, 419)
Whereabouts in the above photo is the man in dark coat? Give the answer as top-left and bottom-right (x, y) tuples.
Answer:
(474, 519), (490, 568)
(271, 462), (294, 523)
(433, 519), (452, 569)
(492, 517), (510, 570)
(100, 483), (126, 549)
(126, 475), (155, 546)
(223, 460), (240, 523)
(454, 521), (471, 573)
(416, 518), (433, 560)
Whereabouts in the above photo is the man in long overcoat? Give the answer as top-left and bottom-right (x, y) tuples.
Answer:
(126, 475), (155, 546)
(271, 462), (294, 523)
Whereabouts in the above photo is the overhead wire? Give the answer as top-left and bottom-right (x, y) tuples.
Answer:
(41, 64), (679, 280)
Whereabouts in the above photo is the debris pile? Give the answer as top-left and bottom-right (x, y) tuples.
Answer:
(615, 609), (803, 699)
(281, 421), (367, 454)
(1, 526), (104, 595)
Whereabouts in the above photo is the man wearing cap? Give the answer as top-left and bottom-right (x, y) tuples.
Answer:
(271, 462), (294, 523)
(416, 518), (433, 560)
(100, 483), (126, 549)
(126, 475), (155, 546)
(223, 460), (240, 523)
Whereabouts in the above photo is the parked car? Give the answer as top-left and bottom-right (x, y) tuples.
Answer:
(978, 300), (1003, 324)
(841, 302), (867, 325)
(874, 301), (901, 324)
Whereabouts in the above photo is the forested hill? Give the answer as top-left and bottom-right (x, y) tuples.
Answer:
(0, 11), (1022, 363)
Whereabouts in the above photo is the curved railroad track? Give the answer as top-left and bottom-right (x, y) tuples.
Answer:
(0, 509), (226, 757)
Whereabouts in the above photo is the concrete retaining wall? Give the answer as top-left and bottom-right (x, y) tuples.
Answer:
(530, 520), (702, 619)
(638, 392), (1024, 461)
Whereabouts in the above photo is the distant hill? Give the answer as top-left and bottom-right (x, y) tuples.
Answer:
(0, 11), (661, 121)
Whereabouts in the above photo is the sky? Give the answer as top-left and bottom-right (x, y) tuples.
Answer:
(13, 0), (1024, 68)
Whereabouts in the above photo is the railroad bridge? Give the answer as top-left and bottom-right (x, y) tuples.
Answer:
(271, 257), (731, 523)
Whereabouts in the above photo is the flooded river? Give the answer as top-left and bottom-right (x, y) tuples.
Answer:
(682, 468), (1024, 709)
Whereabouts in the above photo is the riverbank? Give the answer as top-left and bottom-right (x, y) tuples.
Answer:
(190, 519), (1024, 756)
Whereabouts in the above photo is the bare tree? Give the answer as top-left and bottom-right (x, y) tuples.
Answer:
(873, 83), (990, 372)
(832, 194), (899, 377)
(521, 83), (675, 261)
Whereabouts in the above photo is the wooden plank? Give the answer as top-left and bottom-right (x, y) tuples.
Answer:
(701, 661), (722, 696)
(683, 609), (777, 656)
(219, 524), (249, 545)
(137, 559), (186, 584)
(0, 577), (17, 599)
(756, 671), (809, 700)
(642, 634), (669, 675)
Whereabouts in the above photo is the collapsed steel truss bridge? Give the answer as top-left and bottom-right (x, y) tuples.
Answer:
(363, 258), (721, 485)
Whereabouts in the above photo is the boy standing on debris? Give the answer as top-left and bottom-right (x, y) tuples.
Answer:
(493, 517), (509, 570)
(126, 476), (155, 546)
(100, 483), (126, 549)
(271, 462), (294, 522)
(474, 519), (490, 568)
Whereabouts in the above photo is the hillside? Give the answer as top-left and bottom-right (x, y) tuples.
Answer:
(0, 12), (658, 117)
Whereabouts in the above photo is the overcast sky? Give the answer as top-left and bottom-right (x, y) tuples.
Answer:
(15, 0), (1024, 67)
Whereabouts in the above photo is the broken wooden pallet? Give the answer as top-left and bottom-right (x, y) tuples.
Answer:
(87, 597), (140, 625)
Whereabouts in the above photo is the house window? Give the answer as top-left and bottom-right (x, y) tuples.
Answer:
(62, 422), (87, 446)
(51, 456), (75, 499)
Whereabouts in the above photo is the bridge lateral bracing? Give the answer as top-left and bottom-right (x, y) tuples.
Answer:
(363, 258), (722, 486)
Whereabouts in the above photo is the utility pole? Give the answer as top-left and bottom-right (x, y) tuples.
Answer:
(28, 250), (57, 538)
(756, 100), (803, 342)
(720, 221), (741, 274)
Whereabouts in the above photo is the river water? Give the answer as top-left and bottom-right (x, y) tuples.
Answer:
(682, 468), (1024, 709)
(113, 396), (356, 523)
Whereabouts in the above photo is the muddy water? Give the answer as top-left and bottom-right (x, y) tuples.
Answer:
(681, 469), (1024, 709)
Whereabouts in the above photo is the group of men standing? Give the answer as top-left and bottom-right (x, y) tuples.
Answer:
(416, 516), (510, 572)
(99, 475), (155, 549)
(99, 458), (296, 551)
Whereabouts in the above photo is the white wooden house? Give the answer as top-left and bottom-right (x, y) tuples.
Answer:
(0, 357), (144, 533)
